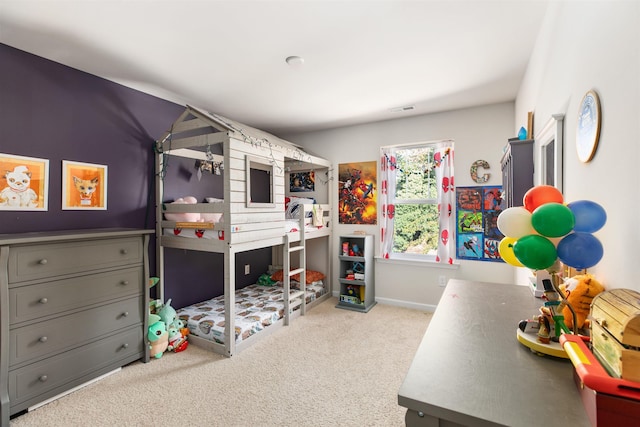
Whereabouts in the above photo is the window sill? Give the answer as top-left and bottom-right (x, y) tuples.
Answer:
(375, 256), (460, 269)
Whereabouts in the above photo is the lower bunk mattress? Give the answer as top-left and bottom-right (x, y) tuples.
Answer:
(176, 281), (326, 345)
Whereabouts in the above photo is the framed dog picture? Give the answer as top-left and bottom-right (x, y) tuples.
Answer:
(62, 160), (108, 210)
(0, 153), (50, 211)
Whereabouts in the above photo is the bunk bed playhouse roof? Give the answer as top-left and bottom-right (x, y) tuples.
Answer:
(157, 105), (325, 168)
(156, 105), (331, 252)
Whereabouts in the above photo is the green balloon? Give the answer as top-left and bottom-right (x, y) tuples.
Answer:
(531, 203), (575, 237)
(513, 235), (558, 270)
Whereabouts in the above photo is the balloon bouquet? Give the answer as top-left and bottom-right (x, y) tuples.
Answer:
(497, 185), (607, 356)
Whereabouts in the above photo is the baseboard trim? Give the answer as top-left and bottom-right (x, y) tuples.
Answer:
(375, 296), (437, 312)
(332, 291), (436, 312)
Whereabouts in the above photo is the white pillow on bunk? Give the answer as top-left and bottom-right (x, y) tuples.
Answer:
(285, 196), (315, 219)
(203, 197), (224, 223)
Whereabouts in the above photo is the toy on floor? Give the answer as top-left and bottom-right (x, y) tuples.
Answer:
(148, 297), (189, 357)
(158, 298), (183, 330)
(167, 325), (188, 353)
(148, 321), (169, 359)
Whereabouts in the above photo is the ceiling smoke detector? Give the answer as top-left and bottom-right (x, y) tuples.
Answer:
(390, 105), (415, 113)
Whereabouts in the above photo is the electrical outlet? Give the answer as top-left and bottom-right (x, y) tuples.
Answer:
(244, 264), (250, 275)
(438, 275), (447, 287)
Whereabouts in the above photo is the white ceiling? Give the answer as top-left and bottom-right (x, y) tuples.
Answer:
(0, 0), (549, 135)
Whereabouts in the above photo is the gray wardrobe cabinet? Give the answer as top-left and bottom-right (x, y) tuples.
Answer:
(500, 138), (534, 208)
(0, 229), (152, 426)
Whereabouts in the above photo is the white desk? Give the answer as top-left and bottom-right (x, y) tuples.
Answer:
(398, 279), (590, 426)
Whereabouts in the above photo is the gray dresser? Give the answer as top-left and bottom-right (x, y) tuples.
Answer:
(0, 229), (153, 425)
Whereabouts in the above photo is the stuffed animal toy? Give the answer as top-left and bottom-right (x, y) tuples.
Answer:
(167, 325), (188, 353)
(560, 274), (605, 331)
(158, 298), (178, 329)
(148, 321), (169, 359)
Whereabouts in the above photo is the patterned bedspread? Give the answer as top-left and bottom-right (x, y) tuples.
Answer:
(176, 281), (326, 345)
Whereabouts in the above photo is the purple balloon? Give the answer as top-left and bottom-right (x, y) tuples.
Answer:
(557, 232), (603, 270)
(568, 200), (607, 233)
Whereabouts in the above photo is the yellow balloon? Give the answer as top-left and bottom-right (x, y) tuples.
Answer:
(499, 237), (523, 267)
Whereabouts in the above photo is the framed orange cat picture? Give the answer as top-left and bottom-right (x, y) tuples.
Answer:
(0, 153), (50, 211)
(62, 160), (108, 210)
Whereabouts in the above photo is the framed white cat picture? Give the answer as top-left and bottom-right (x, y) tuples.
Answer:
(0, 153), (50, 211)
(62, 160), (108, 210)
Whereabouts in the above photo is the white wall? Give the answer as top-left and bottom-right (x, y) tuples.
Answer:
(286, 102), (517, 310)
(515, 1), (640, 292)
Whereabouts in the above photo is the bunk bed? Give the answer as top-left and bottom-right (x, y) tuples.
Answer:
(155, 105), (332, 356)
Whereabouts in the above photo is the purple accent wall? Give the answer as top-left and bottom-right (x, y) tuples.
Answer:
(0, 43), (183, 233)
(0, 44), (271, 308)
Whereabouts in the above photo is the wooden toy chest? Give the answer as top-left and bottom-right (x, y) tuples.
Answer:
(590, 288), (640, 382)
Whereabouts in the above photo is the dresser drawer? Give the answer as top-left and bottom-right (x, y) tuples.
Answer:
(7, 237), (143, 283)
(8, 326), (143, 407)
(9, 296), (143, 366)
(9, 266), (143, 324)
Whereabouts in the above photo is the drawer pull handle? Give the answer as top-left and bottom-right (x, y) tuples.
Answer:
(39, 298), (48, 304)
(121, 280), (129, 286)
(601, 333), (608, 340)
(122, 343), (129, 349)
(122, 311), (129, 317)
(120, 249), (128, 255)
(39, 336), (48, 343)
(39, 259), (48, 265)
(39, 375), (48, 382)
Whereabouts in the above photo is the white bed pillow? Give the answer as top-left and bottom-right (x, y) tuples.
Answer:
(285, 196), (315, 219)
(203, 197), (224, 223)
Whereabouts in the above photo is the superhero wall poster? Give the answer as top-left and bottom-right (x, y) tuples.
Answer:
(456, 186), (504, 262)
(338, 161), (377, 224)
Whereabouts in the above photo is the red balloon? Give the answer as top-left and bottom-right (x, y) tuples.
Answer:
(523, 185), (563, 212)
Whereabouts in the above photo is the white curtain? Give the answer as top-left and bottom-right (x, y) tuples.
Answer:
(379, 142), (455, 264)
(434, 143), (455, 264)
(380, 147), (397, 258)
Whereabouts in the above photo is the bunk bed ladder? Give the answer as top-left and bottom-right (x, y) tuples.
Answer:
(283, 228), (306, 326)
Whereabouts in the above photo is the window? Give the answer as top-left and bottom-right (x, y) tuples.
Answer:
(380, 140), (455, 263)
(246, 155), (275, 207)
(536, 113), (564, 193)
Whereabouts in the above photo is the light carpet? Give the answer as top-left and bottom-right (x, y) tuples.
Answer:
(10, 297), (432, 427)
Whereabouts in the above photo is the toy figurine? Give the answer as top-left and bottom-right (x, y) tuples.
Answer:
(346, 285), (358, 298)
(352, 244), (362, 256)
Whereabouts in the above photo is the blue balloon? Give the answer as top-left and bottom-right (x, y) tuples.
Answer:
(557, 232), (603, 270)
(568, 200), (607, 233)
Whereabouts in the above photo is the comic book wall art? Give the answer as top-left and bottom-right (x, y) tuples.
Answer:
(289, 171), (315, 192)
(456, 186), (504, 262)
(338, 161), (377, 224)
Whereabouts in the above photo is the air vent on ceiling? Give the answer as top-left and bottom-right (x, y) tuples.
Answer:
(390, 105), (415, 113)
